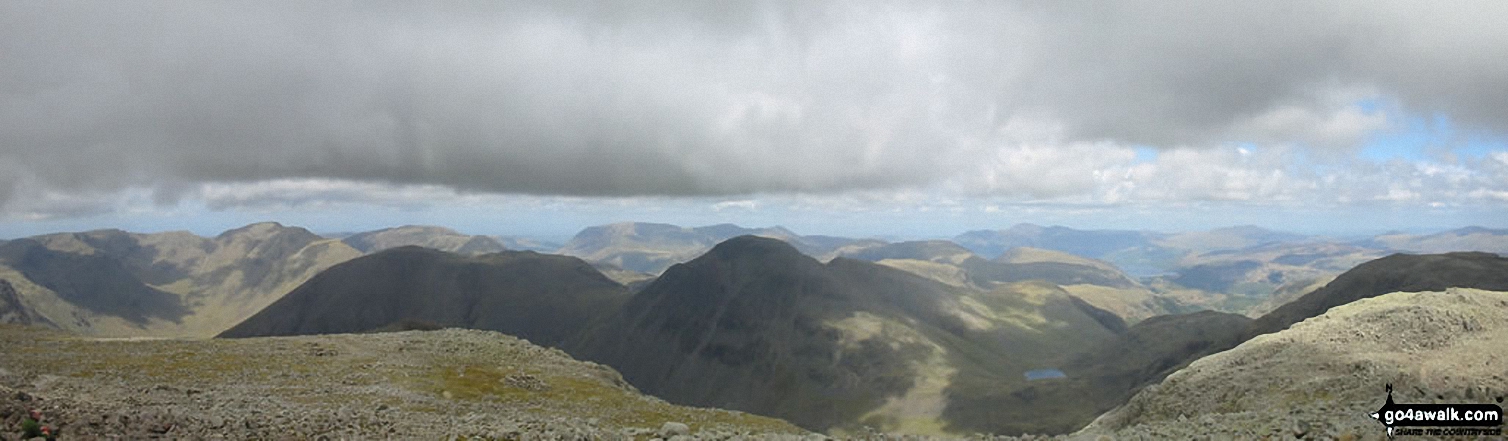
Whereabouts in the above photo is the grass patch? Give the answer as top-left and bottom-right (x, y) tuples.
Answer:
(418, 364), (798, 434)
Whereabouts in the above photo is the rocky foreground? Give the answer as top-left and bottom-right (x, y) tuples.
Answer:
(0, 326), (810, 440)
(1079, 288), (1508, 440)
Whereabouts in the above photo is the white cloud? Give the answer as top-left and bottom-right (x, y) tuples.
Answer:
(712, 199), (759, 211)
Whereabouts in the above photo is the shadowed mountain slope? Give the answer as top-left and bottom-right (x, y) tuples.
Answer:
(572, 236), (1125, 434)
(941, 309), (1252, 435)
(220, 246), (630, 347)
(953, 251), (1508, 435)
(0, 279), (53, 327)
(1247, 251), (1508, 337)
(0, 223), (360, 337)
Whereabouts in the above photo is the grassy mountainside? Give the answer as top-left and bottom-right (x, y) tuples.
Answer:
(341, 225), (506, 254)
(1081, 288), (1508, 439)
(572, 236), (1125, 435)
(220, 246), (630, 348)
(0, 223), (361, 337)
(837, 242), (1168, 324)
(0, 325), (803, 439)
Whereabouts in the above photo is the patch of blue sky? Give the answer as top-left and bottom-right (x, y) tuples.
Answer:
(1360, 113), (1443, 163)
(1357, 112), (1506, 163)
(1353, 97), (1384, 114)
(1130, 145), (1159, 164)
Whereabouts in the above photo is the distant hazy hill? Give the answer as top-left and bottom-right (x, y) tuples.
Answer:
(954, 224), (1163, 262)
(494, 236), (562, 252)
(954, 224), (1329, 280)
(1153, 225), (1309, 252)
(1081, 288), (1508, 439)
(220, 246), (629, 347)
(0, 222), (360, 337)
(341, 225), (506, 254)
(572, 236), (1126, 435)
(1363, 226), (1508, 254)
(557, 222), (873, 274)
(1150, 241), (1387, 315)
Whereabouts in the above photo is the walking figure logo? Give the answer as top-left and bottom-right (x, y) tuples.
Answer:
(1369, 383), (1400, 438)
(1370, 383), (1503, 438)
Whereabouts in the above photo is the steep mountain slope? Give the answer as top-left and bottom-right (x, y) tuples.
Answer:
(341, 225), (506, 254)
(1, 325), (803, 439)
(942, 310), (1252, 435)
(220, 246), (629, 347)
(1248, 251), (1508, 337)
(0, 279), (53, 327)
(572, 236), (1125, 435)
(1081, 288), (1508, 439)
(0, 223), (361, 337)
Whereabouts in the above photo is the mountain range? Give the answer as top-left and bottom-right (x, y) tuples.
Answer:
(0, 222), (359, 337)
(3, 221), (1508, 436)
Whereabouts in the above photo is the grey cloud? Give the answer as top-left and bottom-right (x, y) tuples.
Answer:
(1, 1), (1506, 211)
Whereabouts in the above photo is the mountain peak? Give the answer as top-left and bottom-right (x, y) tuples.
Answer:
(705, 235), (803, 259)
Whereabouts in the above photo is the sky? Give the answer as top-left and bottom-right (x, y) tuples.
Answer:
(3, 1), (1508, 240)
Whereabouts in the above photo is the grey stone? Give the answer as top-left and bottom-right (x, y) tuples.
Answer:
(659, 421), (691, 437)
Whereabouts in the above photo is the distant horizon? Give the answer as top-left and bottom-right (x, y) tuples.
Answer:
(3, 216), (1500, 244)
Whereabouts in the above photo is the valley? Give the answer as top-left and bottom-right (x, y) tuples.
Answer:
(3, 222), (1507, 438)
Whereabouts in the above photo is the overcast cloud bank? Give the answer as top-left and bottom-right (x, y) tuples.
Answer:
(2, 1), (1506, 223)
